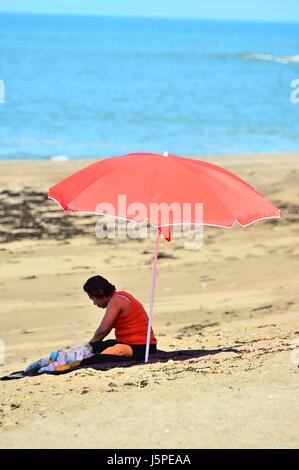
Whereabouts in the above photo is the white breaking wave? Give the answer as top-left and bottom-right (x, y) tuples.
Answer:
(50, 155), (69, 161)
(243, 53), (299, 64)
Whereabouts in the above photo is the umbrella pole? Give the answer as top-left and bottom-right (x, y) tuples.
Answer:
(145, 227), (160, 363)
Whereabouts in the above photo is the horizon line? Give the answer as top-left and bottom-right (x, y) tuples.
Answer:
(0, 10), (299, 25)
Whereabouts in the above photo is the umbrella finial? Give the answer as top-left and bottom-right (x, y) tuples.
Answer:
(163, 151), (169, 157)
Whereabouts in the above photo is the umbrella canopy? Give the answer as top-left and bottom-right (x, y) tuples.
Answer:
(48, 152), (280, 361)
(49, 152), (280, 229)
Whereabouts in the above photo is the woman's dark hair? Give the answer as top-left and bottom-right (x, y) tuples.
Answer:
(83, 275), (116, 298)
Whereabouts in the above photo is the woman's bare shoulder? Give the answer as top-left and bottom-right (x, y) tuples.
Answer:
(109, 293), (131, 309)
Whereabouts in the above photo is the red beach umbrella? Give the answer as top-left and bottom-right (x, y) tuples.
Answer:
(48, 152), (280, 361)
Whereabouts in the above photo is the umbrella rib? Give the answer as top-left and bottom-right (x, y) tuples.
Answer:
(172, 155), (263, 195)
(167, 156), (236, 225)
(48, 154), (141, 211)
(171, 156), (278, 226)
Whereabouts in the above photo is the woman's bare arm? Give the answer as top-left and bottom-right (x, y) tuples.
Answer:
(89, 297), (128, 343)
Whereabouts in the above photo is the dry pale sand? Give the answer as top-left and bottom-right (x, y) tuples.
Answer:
(0, 152), (298, 449)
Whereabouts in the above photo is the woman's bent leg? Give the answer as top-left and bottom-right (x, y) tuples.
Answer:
(130, 343), (157, 360)
(100, 343), (133, 357)
(90, 340), (133, 357)
(90, 340), (117, 354)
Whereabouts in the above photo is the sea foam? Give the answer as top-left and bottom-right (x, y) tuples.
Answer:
(50, 155), (69, 161)
(243, 53), (299, 64)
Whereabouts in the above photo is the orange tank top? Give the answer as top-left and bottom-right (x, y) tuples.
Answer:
(111, 291), (157, 345)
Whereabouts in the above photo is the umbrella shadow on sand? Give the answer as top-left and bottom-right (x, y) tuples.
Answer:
(1, 347), (240, 380)
(80, 347), (240, 371)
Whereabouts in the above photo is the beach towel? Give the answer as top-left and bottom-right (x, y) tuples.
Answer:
(0, 347), (239, 381)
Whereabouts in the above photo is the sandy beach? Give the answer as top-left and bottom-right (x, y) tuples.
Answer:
(0, 152), (298, 449)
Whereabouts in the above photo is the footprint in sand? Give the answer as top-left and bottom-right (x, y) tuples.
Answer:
(252, 305), (272, 312)
(138, 380), (148, 388)
(2, 421), (20, 430)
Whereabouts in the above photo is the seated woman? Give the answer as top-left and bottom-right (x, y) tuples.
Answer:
(83, 275), (157, 361)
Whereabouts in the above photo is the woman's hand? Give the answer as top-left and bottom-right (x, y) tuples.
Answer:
(89, 337), (98, 344)
(88, 329), (107, 344)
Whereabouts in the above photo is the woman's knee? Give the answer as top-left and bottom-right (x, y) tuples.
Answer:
(100, 344), (133, 357)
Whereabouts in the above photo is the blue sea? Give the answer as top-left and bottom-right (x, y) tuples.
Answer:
(0, 13), (299, 160)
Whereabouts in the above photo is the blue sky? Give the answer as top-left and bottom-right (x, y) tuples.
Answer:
(0, 0), (298, 23)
